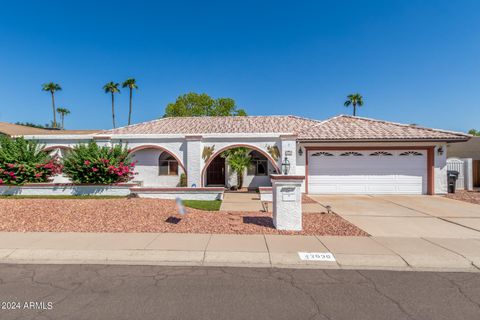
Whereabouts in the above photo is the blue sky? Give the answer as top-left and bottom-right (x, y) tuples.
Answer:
(0, 0), (478, 131)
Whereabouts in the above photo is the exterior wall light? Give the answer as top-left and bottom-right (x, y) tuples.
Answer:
(437, 147), (444, 155)
(298, 147), (303, 156)
(281, 157), (291, 175)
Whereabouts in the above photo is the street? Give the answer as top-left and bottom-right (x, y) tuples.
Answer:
(0, 264), (479, 320)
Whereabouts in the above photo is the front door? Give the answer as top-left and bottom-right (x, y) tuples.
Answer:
(207, 156), (225, 185)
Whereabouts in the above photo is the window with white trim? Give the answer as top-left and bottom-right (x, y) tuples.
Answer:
(158, 152), (179, 176)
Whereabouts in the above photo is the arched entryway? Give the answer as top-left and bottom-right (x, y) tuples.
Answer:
(202, 144), (280, 189)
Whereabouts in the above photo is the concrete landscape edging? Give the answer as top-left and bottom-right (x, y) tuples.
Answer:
(0, 183), (137, 196)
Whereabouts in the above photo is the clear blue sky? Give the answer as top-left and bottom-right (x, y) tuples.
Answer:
(0, 0), (478, 132)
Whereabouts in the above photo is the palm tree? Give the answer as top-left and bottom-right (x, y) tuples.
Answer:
(344, 93), (364, 116)
(221, 147), (252, 189)
(122, 78), (138, 125)
(103, 82), (120, 128)
(42, 82), (62, 128)
(56, 107), (70, 129)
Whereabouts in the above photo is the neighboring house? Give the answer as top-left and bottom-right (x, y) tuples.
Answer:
(0, 121), (99, 137)
(22, 115), (469, 195)
(447, 136), (480, 188)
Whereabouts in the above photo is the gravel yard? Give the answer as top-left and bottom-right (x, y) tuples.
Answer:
(446, 190), (480, 205)
(0, 198), (368, 236)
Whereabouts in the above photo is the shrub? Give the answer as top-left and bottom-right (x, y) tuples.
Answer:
(0, 136), (62, 185)
(179, 173), (187, 187)
(62, 142), (136, 184)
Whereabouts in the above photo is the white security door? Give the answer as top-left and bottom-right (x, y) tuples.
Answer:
(307, 150), (427, 194)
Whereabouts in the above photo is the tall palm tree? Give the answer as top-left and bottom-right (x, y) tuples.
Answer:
(344, 93), (364, 116)
(56, 107), (70, 129)
(122, 78), (138, 125)
(103, 82), (120, 128)
(42, 82), (62, 128)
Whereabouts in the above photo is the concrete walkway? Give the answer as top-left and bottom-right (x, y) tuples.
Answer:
(1, 232), (480, 272)
(220, 192), (324, 213)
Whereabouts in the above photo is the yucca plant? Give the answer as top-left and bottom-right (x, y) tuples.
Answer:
(62, 141), (136, 184)
(0, 136), (61, 185)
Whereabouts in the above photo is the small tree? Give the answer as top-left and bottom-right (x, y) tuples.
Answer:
(62, 142), (135, 184)
(0, 136), (61, 185)
(221, 147), (252, 189)
(468, 129), (480, 136)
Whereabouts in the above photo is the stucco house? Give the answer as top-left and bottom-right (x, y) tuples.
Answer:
(23, 115), (470, 195)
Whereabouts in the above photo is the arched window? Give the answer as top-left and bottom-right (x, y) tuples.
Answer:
(158, 152), (178, 176)
(369, 151), (393, 156)
(339, 152), (363, 157)
(247, 150), (268, 176)
(311, 152), (334, 157)
(399, 151), (423, 156)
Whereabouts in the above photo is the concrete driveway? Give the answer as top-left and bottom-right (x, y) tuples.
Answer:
(309, 195), (480, 238)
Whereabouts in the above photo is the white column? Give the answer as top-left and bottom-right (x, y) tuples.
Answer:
(434, 144), (447, 194)
(186, 135), (202, 187)
(280, 135), (297, 174)
(271, 175), (305, 231)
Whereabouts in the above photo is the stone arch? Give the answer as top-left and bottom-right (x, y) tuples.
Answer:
(201, 143), (280, 187)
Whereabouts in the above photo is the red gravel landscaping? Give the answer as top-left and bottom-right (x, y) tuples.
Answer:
(446, 190), (480, 205)
(0, 198), (368, 236)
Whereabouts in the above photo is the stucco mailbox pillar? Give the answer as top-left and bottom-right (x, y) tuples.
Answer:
(270, 174), (305, 231)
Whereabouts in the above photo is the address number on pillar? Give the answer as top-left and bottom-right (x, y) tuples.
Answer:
(298, 252), (336, 262)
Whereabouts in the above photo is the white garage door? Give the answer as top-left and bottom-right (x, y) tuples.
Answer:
(307, 150), (427, 194)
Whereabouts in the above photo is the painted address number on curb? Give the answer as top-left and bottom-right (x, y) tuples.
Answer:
(298, 252), (336, 261)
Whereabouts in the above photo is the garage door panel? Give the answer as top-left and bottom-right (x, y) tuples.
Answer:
(308, 150), (427, 195)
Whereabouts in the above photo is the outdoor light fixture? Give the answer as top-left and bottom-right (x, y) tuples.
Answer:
(437, 147), (444, 155)
(281, 157), (291, 175)
(298, 147), (303, 156)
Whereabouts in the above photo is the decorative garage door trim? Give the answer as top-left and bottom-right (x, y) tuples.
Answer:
(304, 146), (435, 195)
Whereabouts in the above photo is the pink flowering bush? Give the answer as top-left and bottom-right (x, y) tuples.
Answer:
(62, 142), (136, 184)
(0, 136), (62, 185)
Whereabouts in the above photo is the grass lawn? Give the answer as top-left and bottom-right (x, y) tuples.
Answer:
(182, 200), (222, 211)
(0, 195), (127, 199)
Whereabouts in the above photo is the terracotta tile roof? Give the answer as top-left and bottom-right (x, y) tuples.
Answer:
(103, 116), (322, 135)
(101, 115), (469, 141)
(297, 115), (469, 141)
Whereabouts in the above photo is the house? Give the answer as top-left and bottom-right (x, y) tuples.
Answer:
(447, 136), (480, 188)
(0, 121), (99, 137)
(23, 115), (470, 195)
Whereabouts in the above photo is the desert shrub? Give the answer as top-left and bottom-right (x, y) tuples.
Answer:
(179, 173), (187, 187)
(0, 136), (61, 185)
(62, 142), (135, 184)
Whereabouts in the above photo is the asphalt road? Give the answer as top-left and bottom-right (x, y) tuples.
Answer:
(0, 264), (479, 320)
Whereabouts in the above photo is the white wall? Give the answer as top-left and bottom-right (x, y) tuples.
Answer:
(434, 144), (448, 194)
(131, 149), (184, 187)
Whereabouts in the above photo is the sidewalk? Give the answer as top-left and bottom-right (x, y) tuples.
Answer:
(1, 232), (480, 272)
